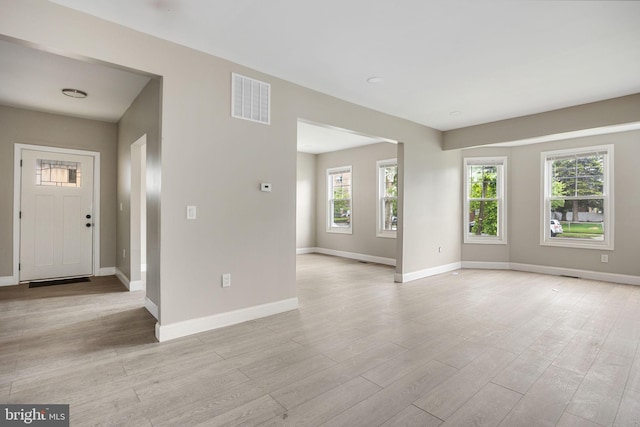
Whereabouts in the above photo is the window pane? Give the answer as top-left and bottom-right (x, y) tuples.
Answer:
(468, 165), (497, 198)
(331, 172), (351, 199)
(576, 177), (603, 196)
(576, 153), (604, 176)
(554, 177), (574, 197)
(36, 159), (81, 187)
(552, 158), (575, 179)
(383, 166), (397, 198)
(381, 198), (397, 231)
(331, 199), (351, 227)
(549, 198), (604, 241)
(551, 154), (604, 197)
(468, 200), (498, 236)
(484, 168), (497, 198)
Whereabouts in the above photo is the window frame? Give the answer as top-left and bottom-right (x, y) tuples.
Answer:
(541, 145), (614, 250)
(326, 165), (353, 234)
(463, 157), (507, 245)
(376, 159), (398, 238)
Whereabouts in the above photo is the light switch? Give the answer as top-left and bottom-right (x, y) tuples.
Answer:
(187, 205), (197, 220)
(222, 273), (231, 287)
(260, 183), (272, 192)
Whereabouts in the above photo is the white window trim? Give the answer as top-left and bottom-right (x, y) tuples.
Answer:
(376, 159), (397, 238)
(327, 165), (352, 234)
(463, 157), (507, 245)
(540, 145), (614, 250)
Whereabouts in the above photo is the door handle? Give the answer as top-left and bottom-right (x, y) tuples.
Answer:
(86, 223), (92, 228)
(86, 214), (92, 219)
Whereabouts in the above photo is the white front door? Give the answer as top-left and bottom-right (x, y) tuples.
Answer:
(20, 149), (94, 281)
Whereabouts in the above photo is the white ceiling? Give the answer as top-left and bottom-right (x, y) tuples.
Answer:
(298, 121), (395, 154)
(0, 39), (150, 123)
(2, 1), (639, 152)
(46, 0), (640, 132)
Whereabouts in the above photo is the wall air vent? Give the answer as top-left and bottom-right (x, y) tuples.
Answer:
(231, 73), (270, 125)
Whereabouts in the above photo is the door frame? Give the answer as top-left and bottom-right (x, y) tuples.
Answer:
(12, 143), (101, 284)
(129, 134), (147, 291)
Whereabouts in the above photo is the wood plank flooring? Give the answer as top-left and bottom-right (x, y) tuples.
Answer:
(1, 254), (640, 426)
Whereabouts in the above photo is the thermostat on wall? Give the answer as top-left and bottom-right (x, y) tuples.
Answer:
(260, 183), (272, 192)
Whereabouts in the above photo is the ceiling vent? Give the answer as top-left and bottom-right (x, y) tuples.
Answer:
(231, 73), (270, 125)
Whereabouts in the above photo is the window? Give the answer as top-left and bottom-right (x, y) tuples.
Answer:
(377, 159), (397, 237)
(327, 166), (352, 233)
(542, 145), (613, 249)
(36, 159), (81, 187)
(464, 157), (507, 244)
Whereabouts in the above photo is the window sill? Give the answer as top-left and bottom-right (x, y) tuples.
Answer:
(541, 239), (613, 251)
(376, 232), (397, 239)
(327, 228), (352, 235)
(463, 238), (507, 245)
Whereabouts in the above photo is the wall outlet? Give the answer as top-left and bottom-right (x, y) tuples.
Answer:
(601, 254), (609, 263)
(221, 273), (231, 287)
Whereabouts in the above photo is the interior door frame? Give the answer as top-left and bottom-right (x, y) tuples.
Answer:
(12, 143), (101, 284)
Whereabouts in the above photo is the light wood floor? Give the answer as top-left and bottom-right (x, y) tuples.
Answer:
(2, 254), (640, 426)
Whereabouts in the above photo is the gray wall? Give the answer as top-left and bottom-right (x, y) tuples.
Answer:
(5, 1), (635, 337)
(509, 132), (639, 276)
(296, 152), (316, 250)
(314, 143), (398, 260)
(0, 105), (117, 277)
(462, 131), (640, 276)
(400, 137), (461, 273)
(1, 0), (463, 328)
(117, 79), (162, 306)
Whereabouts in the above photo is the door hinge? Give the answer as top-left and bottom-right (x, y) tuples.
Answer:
(19, 211), (22, 219)
(20, 159), (22, 167)
(18, 263), (21, 271)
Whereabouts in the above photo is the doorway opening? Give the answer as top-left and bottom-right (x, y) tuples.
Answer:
(295, 119), (399, 268)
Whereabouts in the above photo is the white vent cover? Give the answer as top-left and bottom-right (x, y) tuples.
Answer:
(231, 73), (270, 125)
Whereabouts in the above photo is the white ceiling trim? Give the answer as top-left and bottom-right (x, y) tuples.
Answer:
(297, 120), (396, 154)
(487, 122), (640, 148)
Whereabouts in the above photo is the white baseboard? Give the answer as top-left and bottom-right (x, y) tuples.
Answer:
(509, 263), (640, 286)
(310, 247), (396, 266)
(460, 261), (511, 270)
(395, 262), (462, 283)
(155, 297), (299, 342)
(0, 275), (18, 287)
(296, 247), (317, 255)
(145, 297), (159, 319)
(115, 268), (131, 290)
(461, 261), (640, 286)
(97, 267), (116, 276)
(115, 268), (145, 291)
(129, 280), (145, 291)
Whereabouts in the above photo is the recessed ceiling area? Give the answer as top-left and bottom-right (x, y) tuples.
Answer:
(297, 121), (395, 155)
(48, 0), (640, 130)
(0, 37), (387, 153)
(0, 38), (151, 122)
